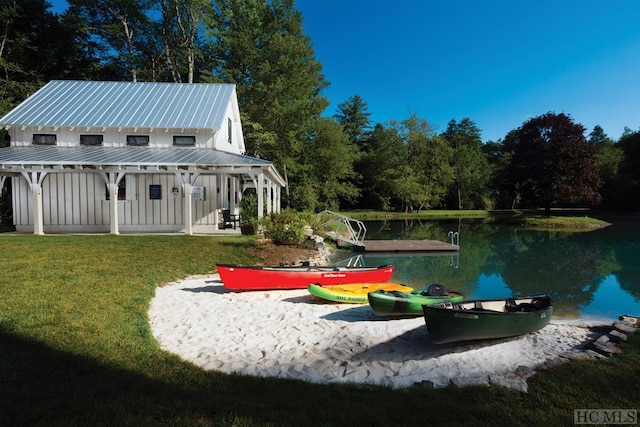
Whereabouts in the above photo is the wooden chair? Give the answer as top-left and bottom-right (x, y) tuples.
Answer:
(222, 209), (238, 229)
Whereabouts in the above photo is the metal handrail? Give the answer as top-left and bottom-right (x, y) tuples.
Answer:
(316, 210), (367, 247)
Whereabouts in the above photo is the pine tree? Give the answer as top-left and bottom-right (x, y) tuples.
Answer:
(334, 95), (372, 147)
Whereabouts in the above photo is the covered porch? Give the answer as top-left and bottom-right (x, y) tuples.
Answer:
(0, 146), (286, 235)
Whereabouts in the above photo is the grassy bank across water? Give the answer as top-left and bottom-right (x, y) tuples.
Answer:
(339, 209), (611, 230)
(0, 234), (638, 425)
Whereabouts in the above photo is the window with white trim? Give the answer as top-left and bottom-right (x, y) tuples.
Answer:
(32, 134), (57, 145)
(173, 135), (196, 147)
(126, 135), (149, 146)
(80, 134), (103, 146)
(228, 118), (232, 144)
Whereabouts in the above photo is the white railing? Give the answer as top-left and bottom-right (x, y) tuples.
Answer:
(448, 230), (460, 246)
(316, 210), (367, 247)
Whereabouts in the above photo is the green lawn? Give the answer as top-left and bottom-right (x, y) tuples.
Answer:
(1, 234), (638, 426)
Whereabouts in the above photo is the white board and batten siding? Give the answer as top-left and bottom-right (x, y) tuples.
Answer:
(0, 81), (281, 234)
(12, 172), (225, 233)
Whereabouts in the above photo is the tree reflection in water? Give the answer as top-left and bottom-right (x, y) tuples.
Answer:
(330, 215), (640, 321)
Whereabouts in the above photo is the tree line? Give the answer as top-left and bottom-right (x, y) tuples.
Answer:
(1, 0), (639, 220)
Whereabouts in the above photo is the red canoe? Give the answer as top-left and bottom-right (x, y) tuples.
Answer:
(217, 264), (395, 291)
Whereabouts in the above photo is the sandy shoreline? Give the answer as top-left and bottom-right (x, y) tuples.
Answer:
(148, 274), (611, 390)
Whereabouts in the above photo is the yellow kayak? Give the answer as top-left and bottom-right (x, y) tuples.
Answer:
(307, 282), (413, 304)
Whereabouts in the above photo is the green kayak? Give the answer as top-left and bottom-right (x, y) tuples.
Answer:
(422, 294), (553, 344)
(368, 284), (464, 317)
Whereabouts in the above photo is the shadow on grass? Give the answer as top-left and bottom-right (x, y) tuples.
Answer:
(0, 330), (222, 425)
(0, 330), (419, 426)
(5, 327), (632, 426)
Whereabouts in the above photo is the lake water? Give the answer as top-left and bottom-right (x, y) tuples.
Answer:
(329, 214), (640, 322)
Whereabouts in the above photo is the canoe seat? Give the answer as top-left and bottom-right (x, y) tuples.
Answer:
(505, 298), (535, 312)
(515, 303), (536, 312)
(425, 283), (446, 296)
(506, 296), (552, 312)
(452, 302), (488, 311)
(531, 295), (553, 309)
(471, 301), (500, 312)
(505, 298), (519, 312)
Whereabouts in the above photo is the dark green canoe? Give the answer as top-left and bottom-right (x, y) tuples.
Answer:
(368, 287), (464, 317)
(422, 295), (553, 344)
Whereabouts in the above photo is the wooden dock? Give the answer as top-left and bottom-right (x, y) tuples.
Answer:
(360, 239), (459, 252)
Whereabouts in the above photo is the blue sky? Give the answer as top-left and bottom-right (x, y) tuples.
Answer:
(49, 0), (640, 141)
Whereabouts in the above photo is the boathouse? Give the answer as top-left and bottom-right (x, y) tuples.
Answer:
(0, 80), (286, 235)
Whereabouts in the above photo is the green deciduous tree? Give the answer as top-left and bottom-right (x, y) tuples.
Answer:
(67, 0), (155, 81)
(398, 115), (454, 211)
(442, 118), (491, 209)
(158, 0), (211, 83)
(206, 0), (328, 187)
(590, 125), (624, 209)
(362, 124), (407, 210)
(363, 115), (454, 212)
(503, 112), (602, 214)
(615, 129), (640, 210)
(291, 118), (359, 211)
(0, 0), (98, 115)
(481, 138), (514, 209)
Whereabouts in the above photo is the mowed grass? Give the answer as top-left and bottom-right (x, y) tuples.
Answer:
(1, 234), (639, 426)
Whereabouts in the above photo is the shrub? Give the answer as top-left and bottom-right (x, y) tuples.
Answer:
(259, 209), (310, 246)
(239, 189), (259, 224)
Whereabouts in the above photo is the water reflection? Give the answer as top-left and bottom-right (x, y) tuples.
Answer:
(330, 215), (640, 321)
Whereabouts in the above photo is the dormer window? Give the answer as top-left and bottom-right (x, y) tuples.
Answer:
(173, 135), (196, 147)
(126, 135), (149, 146)
(33, 134), (56, 145)
(80, 135), (103, 146)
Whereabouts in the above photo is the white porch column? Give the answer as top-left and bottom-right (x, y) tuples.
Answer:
(183, 183), (193, 235)
(219, 173), (227, 209)
(107, 182), (119, 235)
(257, 172), (265, 218)
(231, 176), (239, 213)
(31, 183), (44, 235)
(98, 171), (124, 235)
(276, 186), (281, 213)
(267, 181), (273, 215)
(21, 171), (47, 235)
(271, 184), (276, 214)
(175, 171), (199, 235)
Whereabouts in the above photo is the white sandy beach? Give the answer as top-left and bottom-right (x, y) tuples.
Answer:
(148, 274), (610, 389)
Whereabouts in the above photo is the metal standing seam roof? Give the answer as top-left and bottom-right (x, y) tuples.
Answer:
(0, 146), (287, 186)
(0, 80), (236, 130)
(0, 146), (266, 166)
